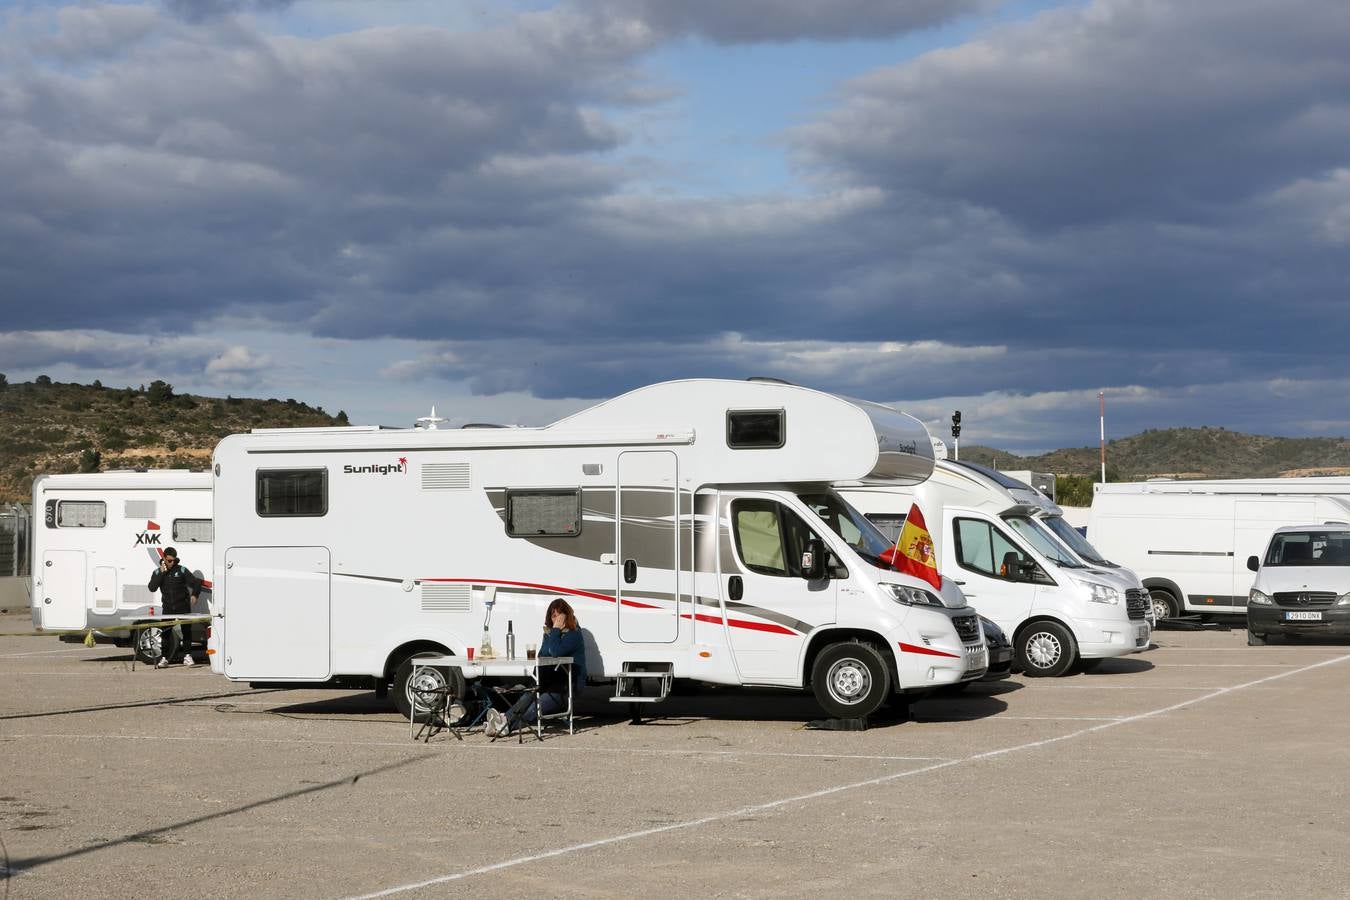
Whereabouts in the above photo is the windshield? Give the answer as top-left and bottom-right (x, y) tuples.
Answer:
(1263, 531), (1350, 567)
(1004, 516), (1085, 567)
(797, 490), (896, 568)
(1040, 515), (1112, 566)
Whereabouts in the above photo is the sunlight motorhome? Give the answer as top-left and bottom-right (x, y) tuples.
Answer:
(31, 471), (212, 660)
(208, 379), (987, 720)
(1088, 482), (1350, 617)
(840, 459), (1151, 677)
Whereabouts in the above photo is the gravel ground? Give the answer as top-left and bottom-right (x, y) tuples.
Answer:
(2, 611), (1348, 899)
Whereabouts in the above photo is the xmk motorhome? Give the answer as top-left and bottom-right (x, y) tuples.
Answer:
(32, 470), (212, 660)
(209, 380), (987, 720)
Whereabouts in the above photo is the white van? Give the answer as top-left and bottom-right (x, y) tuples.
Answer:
(208, 380), (987, 720)
(31, 470), (213, 661)
(1088, 483), (1350, 618)
(840, 460), (1151, 677)
(1245, 525), (1350, 645)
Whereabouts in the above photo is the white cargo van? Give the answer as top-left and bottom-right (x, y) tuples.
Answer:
(208, 380), (987, 720)
(1088, 483), (1350, 617)
(31, 470), (213, 660)
(1245, 525), (1350, 644)
(840, 460), (1151, 677)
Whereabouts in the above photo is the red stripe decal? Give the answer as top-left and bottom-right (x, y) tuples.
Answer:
(421, 578), (796, 635)
(898, 641), (961, 659)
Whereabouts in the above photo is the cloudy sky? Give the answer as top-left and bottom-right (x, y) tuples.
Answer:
(2, 0), (1348, 452)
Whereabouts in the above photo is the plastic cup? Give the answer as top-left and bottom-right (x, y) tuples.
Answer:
(526, 645), (536, 660)
(466, 646), (475, 661)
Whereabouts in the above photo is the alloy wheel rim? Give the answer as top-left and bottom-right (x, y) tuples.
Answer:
(1026, 632), (1062, 668)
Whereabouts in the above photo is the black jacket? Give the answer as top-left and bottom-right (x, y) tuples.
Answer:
(148, 563), (200, 614)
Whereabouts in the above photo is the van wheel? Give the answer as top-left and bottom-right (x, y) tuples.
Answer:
(392, 654), (465, 722)
(1149, 588), (1181, 620)
(1247, 630), (1266, 646)
(1016, 622), (1077, 677)
(810, 641), (891, 719)
(135, 627), (162, 664)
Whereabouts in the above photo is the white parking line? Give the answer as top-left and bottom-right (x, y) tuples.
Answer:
(347, 652), (1350, 899)
(1, 731), (951, 763)
(0, 647), (92, 659)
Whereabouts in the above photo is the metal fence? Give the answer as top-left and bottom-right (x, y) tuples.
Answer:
(0, 504), (31, 577)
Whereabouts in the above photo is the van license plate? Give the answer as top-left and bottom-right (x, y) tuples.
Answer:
(1285, 611), (1322, 621)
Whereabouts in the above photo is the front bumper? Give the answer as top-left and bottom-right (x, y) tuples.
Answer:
(980, 641), (1014, 682)
(1074, 615), (1152, 659)
(1248, 606), (1350, 637)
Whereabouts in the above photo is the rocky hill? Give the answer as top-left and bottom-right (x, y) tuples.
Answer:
(0, 377), (343, 503)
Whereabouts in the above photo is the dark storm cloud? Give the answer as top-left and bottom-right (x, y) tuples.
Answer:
(161, 0), (296, 22)
(574, 0), (1000, 44)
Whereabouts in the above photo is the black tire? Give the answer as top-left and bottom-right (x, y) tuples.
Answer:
(1247, 629), (1266, 646)
(134, 627), (163, 664)
(1016, 621), (1077, 677)
(1149, 588), (1181, 620)
(392, 653), (465, 722)
(810, 641), (891, 719)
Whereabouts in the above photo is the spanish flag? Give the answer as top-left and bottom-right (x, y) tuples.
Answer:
(879, 503), (942, 590)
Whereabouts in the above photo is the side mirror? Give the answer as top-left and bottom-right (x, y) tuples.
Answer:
(801, 538), (826, 580)
(1246, 555), (1260, 572)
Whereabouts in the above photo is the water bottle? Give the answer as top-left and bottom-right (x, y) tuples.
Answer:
(480, 625), (494, 659)
(506, 620), (516, 660)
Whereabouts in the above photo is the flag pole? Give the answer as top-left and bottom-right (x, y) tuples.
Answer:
(1099, 391), (1106, 483)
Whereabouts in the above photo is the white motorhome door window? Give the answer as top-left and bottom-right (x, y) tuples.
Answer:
(57, 501), (106, 528)
(173, 518), (213, 543)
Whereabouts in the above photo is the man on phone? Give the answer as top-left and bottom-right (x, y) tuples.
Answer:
(147, 547), (201, 669)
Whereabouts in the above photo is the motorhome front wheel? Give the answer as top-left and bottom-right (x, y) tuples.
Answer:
(810, 641), (890, 719)
(1016, 621), (1076, 677)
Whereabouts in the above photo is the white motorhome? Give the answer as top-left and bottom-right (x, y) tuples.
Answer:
(32, 471), (213, 660)
(840, 459), (1151, 677)
(1088, 481), (1350, 617)
(209, 380), (987, 720)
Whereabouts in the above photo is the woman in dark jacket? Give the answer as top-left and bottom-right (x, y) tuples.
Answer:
(488, 598), (586, 737)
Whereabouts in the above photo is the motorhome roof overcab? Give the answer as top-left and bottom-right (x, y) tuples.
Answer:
(32, 470), (213, 661)
(209, 379), (986, 720)
(839, 459), (1152, 677)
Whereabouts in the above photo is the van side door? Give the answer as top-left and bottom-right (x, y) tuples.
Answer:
(949, 516), (1038, 638)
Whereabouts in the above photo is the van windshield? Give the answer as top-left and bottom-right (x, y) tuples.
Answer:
(1264, 531), (1350, 566)
(797, 491), (896, 568)
(1004, 516), (1086, 567)
(1040, 515), (1112, 566)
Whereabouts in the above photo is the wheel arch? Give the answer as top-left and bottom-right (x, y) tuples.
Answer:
(1013, 614), (1076, 647)
(383, 640), (452, 682)
(802, 628), (897, 691)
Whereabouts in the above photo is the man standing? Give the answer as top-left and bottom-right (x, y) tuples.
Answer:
(147, 547), (200, 668)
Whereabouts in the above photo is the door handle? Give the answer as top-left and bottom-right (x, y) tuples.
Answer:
(623, 559), (637, 584)
(728, 575), (743, 603)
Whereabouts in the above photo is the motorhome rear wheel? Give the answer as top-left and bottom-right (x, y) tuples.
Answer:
(393, 654), (465, 722)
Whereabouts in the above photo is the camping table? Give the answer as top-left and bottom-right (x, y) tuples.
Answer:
(408, 655), (574, 742)
(124, 614), (212, 670)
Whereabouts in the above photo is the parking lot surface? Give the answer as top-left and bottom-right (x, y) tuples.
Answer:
(3, 613), (1348, 899)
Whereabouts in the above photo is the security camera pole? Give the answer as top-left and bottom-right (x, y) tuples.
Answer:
(951, 410), (961, 461)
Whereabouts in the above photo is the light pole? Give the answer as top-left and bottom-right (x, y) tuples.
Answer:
(951, 410), (961, 461)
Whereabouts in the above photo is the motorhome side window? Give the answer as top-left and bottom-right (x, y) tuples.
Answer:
(256, 469), (328, 517)
(173, 518), (213, 543)
(731, 499), (817, 577)
(726, 409), (785, 449)
(506, 490), (580, 537)
(56, 501), (106, 528)
(954, 517), (1024, 579)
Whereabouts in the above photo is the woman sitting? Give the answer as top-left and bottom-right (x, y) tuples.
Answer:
(486, 597), (587, 737)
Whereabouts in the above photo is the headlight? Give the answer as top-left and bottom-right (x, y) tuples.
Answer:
(1249, 589), (1273, 606)
(1336, 593), (1350, 607)
(880, 583), (942, 607)
(1077, 579), (1120, 604)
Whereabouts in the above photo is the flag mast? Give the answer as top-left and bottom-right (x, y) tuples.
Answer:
(1099, 391), (1106, 483)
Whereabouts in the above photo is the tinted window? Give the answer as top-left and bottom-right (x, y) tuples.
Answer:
(256, 469), (327, 517)
(173, 518), (213, 543)
(1265, 531), (1350, 566)
(731, 499), (818, 577)
(507, 491), (580, 536)
(727, 409), (785, 449)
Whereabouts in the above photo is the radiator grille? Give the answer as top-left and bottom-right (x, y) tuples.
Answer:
(1126, 593), (1148, 620)
(422, 463), (471, 490)
(1273, 591), (1336, 608)
(422, 583), (471, 612)
(952, 614), (980, 642)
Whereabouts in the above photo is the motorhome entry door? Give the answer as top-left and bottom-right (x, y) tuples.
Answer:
(617, 451), (680, 643)
(223, 546), (331, 680)
(39, 550), (86, 630)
